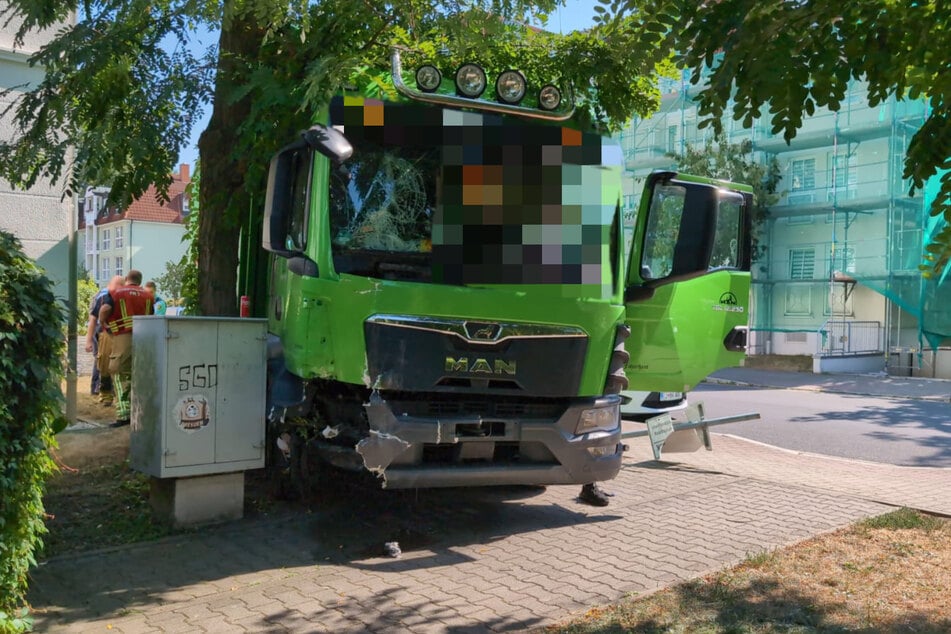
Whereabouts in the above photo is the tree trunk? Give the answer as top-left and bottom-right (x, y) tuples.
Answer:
(196, 6), (265, 316)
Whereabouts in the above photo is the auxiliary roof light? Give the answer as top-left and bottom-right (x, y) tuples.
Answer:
(495, 70), (527, 105)
(415, 65), (442, 93)
(455, 63), (487, 98)
(538, 84), (562, 111)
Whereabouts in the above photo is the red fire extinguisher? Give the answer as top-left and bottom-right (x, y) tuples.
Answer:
(239, 295), (250, 318)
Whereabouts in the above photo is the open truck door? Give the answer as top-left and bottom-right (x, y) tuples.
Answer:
(624, 171), (754, 393)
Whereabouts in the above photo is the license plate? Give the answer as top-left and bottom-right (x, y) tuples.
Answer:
(660, 392), (682, 402)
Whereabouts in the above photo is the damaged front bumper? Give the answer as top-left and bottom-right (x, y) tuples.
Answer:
(356, 393), (623, 489)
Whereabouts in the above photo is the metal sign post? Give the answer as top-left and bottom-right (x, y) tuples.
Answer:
(622, 402), (760, 460)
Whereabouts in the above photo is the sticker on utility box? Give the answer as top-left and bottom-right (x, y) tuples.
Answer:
(175, 395), (211, 433)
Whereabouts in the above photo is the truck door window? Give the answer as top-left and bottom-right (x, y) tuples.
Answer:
(640, 184), (685, 280)
(286, 149), (312, 252)
(709, 193), (744, 270)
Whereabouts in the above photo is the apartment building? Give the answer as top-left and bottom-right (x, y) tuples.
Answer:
(79, 165), (191, 289)
(620, 74), (950, 377)
(0, 6), (74, 299)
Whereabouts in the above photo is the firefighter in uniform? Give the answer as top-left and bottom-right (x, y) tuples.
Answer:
(99, 269), (153, 427)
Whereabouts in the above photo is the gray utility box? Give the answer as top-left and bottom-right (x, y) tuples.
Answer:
(131, 316), (267, 478)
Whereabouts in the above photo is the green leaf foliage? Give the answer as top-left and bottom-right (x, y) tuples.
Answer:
(610, 0), (951, 279)
(0, 231), (65, 629)
(177, 161), (201, 315)
(1, 0), (680, 314)
(0, 0), (214, 207)
(76, 274), (98, 336)
(154, 260), (187, 302)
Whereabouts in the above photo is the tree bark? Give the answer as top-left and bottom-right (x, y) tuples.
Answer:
(196, 5), (266, 316)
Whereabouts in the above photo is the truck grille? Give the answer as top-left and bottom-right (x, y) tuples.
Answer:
(365, 315), (588, 397)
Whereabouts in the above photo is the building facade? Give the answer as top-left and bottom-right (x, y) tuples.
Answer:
(79, 165), (191, 291)
(619, 75), (948, 376)
(0, 5), (74, 300)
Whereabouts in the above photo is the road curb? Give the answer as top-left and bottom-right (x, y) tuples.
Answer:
(702, 377), (951, 402)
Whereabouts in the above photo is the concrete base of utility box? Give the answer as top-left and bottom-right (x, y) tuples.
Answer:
(150, 472), (244, 527)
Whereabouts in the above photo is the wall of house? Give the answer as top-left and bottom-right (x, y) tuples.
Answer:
(0, 14), (74, 300)
(79, 220), (187, 288)
(129, 221), (188, 285)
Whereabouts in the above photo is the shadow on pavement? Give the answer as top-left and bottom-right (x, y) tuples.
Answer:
(786, 394), (951, 466)
(28, 475), (619, 625)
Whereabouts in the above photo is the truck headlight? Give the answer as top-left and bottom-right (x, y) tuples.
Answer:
(538, 84), (562, 110)
(455, 63), (487, 98)
(496, 70), (526, 105)
(576, 406), (618, 434)
(416, 65), (442, 93)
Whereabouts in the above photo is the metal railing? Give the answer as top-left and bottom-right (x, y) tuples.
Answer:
(817, 320), (882, 356)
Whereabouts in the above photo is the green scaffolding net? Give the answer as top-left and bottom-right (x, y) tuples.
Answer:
(620, 80), (950, 364)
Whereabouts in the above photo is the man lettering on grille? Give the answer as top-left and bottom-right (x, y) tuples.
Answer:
(99, 269), (153, 427)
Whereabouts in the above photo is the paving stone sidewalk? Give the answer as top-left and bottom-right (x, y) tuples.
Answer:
(32, 365), (948, 633)
(29, 434), (899, 634)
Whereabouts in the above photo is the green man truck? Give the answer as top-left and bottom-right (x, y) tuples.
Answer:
(250, 51), (753, 491)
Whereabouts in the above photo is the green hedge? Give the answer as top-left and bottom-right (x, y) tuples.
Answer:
(77, 275), (98, 336)
(0, 231), (66, 632)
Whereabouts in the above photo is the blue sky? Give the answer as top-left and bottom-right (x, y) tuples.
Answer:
(175, 1), (601, 168)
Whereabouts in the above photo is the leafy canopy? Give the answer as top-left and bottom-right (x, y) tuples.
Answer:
(1, 0), (676, 208)
(603, 0), (951, 279)
(2, 0), (685, 314)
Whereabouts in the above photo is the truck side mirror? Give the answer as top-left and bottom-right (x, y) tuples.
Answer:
(303, 125), (353, 164)
(262, 125), (352, 259)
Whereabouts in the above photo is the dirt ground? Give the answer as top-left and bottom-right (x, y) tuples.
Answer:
(55, 379), (129, 472)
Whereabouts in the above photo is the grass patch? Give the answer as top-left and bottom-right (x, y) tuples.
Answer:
(860, 507), (943, 531)
(545, 511), (951, 634)
(742, 548), (775, 568)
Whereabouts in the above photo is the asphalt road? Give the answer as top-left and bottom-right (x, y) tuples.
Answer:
(691, 383), (951, 468)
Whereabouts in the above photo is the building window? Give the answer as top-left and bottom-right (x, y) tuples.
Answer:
(115, 226), (124, 248)
(789, 248), (815, 280)
(114, 256), (124, 279)
(622, 194), (636, 212)
(790, 158), (815, 191)
(830, 245), (856, 275)
(100, 257), (111, 282)
(832, 154), (857, 190)
(825, 284), (855, 317)
(101, 228), (111, 251)
(826, 153), (858, 208)
(784, 285), (812, 316)
(666, 125), (678, 153)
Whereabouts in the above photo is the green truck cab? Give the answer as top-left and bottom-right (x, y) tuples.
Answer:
(253, 54), (752, 490)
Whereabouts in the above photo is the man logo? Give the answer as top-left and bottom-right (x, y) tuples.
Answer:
(464, 321), (501, 341)
(445, 357), (517, 375)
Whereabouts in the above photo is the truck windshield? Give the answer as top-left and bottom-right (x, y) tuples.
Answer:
(330, 145), (438, 256)
(327, 97), (621, 289)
